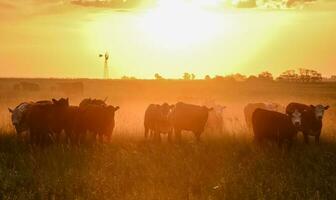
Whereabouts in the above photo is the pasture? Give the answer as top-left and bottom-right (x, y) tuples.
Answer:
(0, 78), (336, 199)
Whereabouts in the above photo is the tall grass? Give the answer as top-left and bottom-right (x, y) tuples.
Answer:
(0, 132), (336, 199)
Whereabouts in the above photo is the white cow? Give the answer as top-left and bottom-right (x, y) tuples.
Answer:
(8, 100), (51, 138)
(8, 102), (34, 136)
(206, 104), (226, 134)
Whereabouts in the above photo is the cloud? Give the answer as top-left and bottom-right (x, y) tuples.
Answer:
(0, 0), (73, 18)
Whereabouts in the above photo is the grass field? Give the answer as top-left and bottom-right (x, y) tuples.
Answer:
(0, 78), (336, 199)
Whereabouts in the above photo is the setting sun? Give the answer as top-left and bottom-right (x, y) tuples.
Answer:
(137, 0), (225, 50)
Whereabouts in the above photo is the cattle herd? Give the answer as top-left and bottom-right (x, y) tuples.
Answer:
(8, 98), (329, 148)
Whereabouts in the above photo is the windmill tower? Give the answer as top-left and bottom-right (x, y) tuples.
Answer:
(99, 52), (109, 79)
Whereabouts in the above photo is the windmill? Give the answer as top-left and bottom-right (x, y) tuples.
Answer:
(99, 51), (109, 79)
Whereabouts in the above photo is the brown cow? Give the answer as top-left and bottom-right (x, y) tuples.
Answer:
(244, 102), (282, 133)
(73, 104), (119, 144)
(144, 103), (174, 142)
(25, 98), (69, 146)
(252, 108), (302, 148)
(170, 102), (213, 142)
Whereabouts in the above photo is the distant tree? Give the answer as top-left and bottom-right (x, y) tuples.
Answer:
(183, 73), (191, 80)
(204, 75), (211, 80)
(121, 76), (137, 80)
(154, 73), (164, 80)
(232, 73), (247, 82)
(310, 70), (322, 82)
(247, 75), (258, 81)
(258, 71), (273, 81)
(277, 69), (298, 82)
(191, 74), (196, 80)
(299, 68), (310, 82)
(213, 75), (225, 81)
(298, 68), (322, 82)
(330, 75), (336, 81)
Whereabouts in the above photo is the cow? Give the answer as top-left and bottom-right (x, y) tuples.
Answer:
(57, 82), (84, 96)
(8, 100), (52, 139)
(244, 103), (282, 132)
(205, 105), (226, 134)
(13, 82), (40, 91)
(252, 108), (302, 148)
(73, 104), (119, 144)
(170, 102), (213, 142)
(286, 102), (329, 144)
(144, 103), (174, 141)
(8, 102), (33, 136)
(25, 98), (69, 146)
(79, 98), (107, 107)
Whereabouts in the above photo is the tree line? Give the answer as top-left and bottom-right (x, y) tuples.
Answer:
(120, 68), (335, 82)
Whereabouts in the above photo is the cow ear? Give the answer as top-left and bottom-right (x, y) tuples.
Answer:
(52, 99), (57, 103)
(325, 105), (330, 110)
(8, 108), (13, 113)
(114, 106), (120, 111)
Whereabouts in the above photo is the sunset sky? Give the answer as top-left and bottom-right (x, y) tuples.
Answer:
(0, 0), (336, 79)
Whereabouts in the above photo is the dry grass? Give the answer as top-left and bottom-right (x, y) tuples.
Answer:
(0, 78), (336, 199)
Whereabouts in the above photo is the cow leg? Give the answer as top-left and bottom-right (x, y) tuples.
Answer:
(168, 130), (173, 143)
(303, 132), (309, 144)
(194, 131), (201, 142)
(99, 133), (104, 143)
(150, 130), (155, 140)
(287, 139), (293, 150)
(55, 131), (61, 144)
(154, 131), (161, 143)
(175, 129), (182, 142)
(315, 131), (321, 144)
(277, 138), (283, 148)
(29, 129), (36, 146)
(106, 132), (112, 143)
(145, 127), (149, 139)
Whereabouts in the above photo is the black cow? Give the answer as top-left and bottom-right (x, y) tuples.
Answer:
(79, 98), (107, 107)
(170, 102), (213, 142)
(26, 98), (69, 146)
(252, 108), (302, 148)
(73, 104), (119, 144)
(286, 102), (329, 144)
(144, 103), (174, 141)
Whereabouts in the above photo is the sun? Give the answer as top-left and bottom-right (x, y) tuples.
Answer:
(137, 0), (226, 50)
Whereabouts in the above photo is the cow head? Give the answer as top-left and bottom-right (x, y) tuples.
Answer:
(204, 106), (214, 112)
(160, 103), (174, 116)
(8, 102), (31, 133)
(109, 106), (120, 112)
(290, 109), (302, 128)
(213, 105), (226, 115)
(267, 103), (279, 111)
(310, 104), (329, 120)
(8, 108), (20, 131)
(52, 98), (69, 107)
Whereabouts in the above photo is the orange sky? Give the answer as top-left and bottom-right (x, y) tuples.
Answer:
(0, 0), (336, 79)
